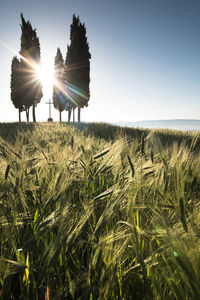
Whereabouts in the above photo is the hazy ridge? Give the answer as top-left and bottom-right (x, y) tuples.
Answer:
(116, 119), (200, 131)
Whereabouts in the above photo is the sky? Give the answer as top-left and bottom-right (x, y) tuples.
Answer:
(0, 0), (200, 123)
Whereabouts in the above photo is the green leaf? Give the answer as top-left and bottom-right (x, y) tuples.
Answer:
(5, 164), (10, 180)
(127, 155), (134, 177)
(179, 197), (188, 233)
(71, 136), (74, 150)
(94, 149), (109, 159)
(151, 149), (154, 163)
(94, 189), (113, 200)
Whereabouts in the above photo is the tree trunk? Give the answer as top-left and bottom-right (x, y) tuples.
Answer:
(59, 111), (62, 122)
(78, 108), (81, 123)
(19, 109), (21, 122)
(26, 108), (29, 122)
(73, 108), (75, 123)
(32, 103), (36, 123)
(68, 109), (71, 123)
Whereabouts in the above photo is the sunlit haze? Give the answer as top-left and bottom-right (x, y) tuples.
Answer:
(35, 59), (54, 99)
(0, 0), (200, 123)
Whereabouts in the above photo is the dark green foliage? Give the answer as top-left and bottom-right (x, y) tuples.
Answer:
(20, 13), (41, 62)
(10, 56), (24, 122)
(53, 48), (65, 122)
(10, 14), (42, 122)
(19, 13), (43, 122)
(65, 14), (91, 109)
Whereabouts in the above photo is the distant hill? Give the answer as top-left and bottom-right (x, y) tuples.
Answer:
(115, 119), (200, 131)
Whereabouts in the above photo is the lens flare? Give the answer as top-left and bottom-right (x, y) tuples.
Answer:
(53, 77), (88, 109)
(35, 62), (54, 91)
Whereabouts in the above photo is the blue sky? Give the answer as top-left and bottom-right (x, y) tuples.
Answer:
(0, 0), (200, 122)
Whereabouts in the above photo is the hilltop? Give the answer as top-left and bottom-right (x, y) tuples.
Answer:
(0, 121), (199, 148)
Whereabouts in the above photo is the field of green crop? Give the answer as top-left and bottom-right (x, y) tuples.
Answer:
(0, 122), (200, 299)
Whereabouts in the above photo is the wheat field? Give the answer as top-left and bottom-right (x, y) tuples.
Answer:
(0, 123), (199, 299)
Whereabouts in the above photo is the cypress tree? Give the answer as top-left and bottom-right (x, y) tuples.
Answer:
(53, 48), (65, 122)
(65, 14), (91, 122)
(19, 13), (42, 122)
(10, 56), (24, 122)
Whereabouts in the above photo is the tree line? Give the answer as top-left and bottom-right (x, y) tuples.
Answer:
(11, 14), (91, 123)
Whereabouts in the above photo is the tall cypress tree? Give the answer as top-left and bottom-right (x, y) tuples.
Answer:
(19, 13), (42, 122)
(10, 56), (24, 122)
(53, 48), (65, 122)
(65, 15), (91, 122)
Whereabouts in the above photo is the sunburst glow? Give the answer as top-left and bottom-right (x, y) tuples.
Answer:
(35, 61), (54, 96)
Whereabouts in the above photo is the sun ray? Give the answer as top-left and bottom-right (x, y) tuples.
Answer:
(2, 39), (87, 106)
(34, 61), (54, 94)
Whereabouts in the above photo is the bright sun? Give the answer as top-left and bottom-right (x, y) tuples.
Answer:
(35, 61), (54, 95)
